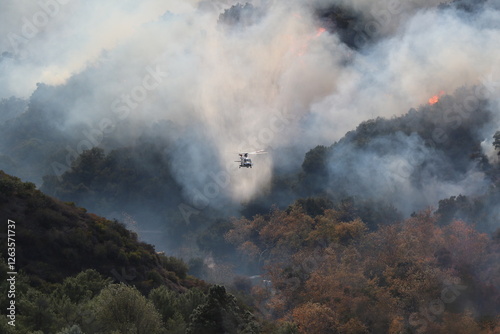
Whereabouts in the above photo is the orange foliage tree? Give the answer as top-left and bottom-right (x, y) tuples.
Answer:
(226, 205), (500, 333)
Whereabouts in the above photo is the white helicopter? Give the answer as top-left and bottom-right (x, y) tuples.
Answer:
(236, 150), (267, 168)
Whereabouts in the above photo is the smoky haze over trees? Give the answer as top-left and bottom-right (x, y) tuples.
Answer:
(0, 0), (499, 244)
(1, 0), (500, 332)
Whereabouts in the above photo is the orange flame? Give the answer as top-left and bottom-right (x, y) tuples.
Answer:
(428, 95), (439, 105)
(315, 27), (326, 37)
(428, 91), (445, 105)
(293, 27), (328, 58)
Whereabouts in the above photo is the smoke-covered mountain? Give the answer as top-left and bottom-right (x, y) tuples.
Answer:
(302, 86), (497, 216)
(2, 1), (500, 332)
(0, 0), (499, 249)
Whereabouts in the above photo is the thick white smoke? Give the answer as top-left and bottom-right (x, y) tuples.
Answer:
(1, 0), (499, 209)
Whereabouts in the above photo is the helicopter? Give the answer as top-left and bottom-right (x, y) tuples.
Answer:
(236, 150), (267, 168)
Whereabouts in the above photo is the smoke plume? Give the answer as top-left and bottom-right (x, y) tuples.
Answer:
(1, 0), (499, 216)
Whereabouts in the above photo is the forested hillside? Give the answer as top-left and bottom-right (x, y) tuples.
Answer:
(1, 0), (500, 333)
(241, 86), (500, 229)
(0, 171), (266, 333)
(2, 167), (499, 333)
(226, 204), (500, 333)
(0, 171), (191, 289)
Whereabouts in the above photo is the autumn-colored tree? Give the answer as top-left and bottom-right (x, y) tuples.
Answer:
(338, 318), (368, 334)
(227, 206), (500, 333)
(259, 207), (315, 255)
(441, 220), (489, 269)
(292, 302), (338, 334)
(430, 311), (482, 334)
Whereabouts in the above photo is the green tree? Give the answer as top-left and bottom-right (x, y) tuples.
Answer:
(69, 147), (106, 186)
(57, 324), (84, 334)
(0, 317), (16, 334)
(165, 312), (186, 334)
(158, 255), (188, 280)
(148, 286), (179, 322)
(274, 322), (299, 334)
(302, 145), (330, 175)
(175, 288), (207, 321)
(17, 288), (59, 333)
(149, 285), (208, 333)
(93, 283), (164, 334)
(56, 269), (112, 304)
(187, 285), (259, 334)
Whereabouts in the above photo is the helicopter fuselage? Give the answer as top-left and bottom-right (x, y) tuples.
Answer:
(239, 157), (252, 168)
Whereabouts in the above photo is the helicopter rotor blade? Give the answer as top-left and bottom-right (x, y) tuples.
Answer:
(243, 150), (267, 155)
